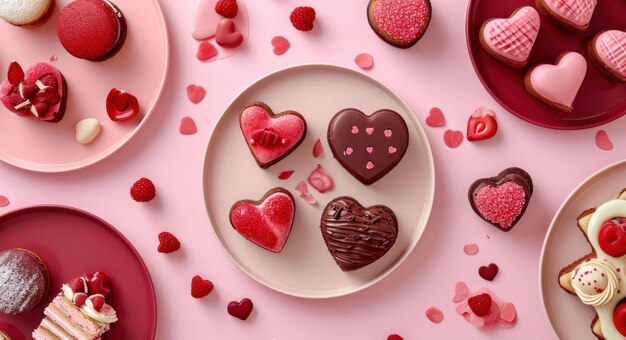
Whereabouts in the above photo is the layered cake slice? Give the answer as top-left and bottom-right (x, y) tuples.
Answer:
(32, 272), (118, 340)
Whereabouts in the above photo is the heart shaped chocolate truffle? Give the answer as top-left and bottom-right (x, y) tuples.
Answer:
(239, 102), (307, 169)
(468, 167), (533, 232)
(320, 196), (398, 271)
(327, 108), (408, 185)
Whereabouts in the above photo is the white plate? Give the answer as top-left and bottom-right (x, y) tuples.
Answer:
(202, 64), (435, 298)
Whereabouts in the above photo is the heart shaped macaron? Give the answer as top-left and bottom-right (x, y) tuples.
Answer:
(536, 0), (597, 32)
(327, 108), (408, 185)
(525, 52), (587, 112)
(239, 102), (307, 169)
(320, 196), (398, 271)
(229, 188), (295, 253)
(480, 6), (540, 68)
(367, 0), (432, 48)
(589, 30), (626, 82)
(468, 167), (533, 232)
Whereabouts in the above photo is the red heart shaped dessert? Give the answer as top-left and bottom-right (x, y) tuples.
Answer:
(320, 196), (398, 271)
(229, 188), (295, 253)
(468, 167), (533, 232)
(240, 102), (307, 169)
(367, 0), (432, 48)
(327, 108), (408, 185)
(0, 61), (67, 122)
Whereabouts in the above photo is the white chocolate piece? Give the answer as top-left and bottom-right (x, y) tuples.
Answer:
(75, 118), (101, 145)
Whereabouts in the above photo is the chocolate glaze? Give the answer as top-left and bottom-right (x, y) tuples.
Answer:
(327, 108), (409, 185)
(468, 167), (533, 232)
(320, 196), (398, 271)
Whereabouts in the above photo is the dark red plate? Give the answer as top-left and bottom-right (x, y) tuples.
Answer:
(466, 0), (626, 130)
(0, 206), (156, 340)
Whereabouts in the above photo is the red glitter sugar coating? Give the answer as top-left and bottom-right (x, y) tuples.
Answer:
(474, 182), (525, 229)
(371, 0), (430, 43)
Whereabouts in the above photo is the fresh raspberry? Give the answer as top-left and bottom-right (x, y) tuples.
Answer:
(290, 6), (316, 31)
(215, 0), (238, 18)
(468, 293), (492, 317)
(68, 277), (85, 293)
(191, 275), (214, 298)
(158, 232), (181, 253)
(130, 177), (156, 202)
(89, 295), (105, 312)
(72, 292), (88, 307)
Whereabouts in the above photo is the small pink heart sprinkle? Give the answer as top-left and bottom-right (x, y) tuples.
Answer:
(355, 53), (374, 70)
(366, 161), (374, 170)
(366, 146), (374, 153)
(366, 127), (374, 135)
(49, 54), (58, 62)
(0, 196), (9, 207)
(179, 116), (197, 135)
(186, 85), (206, 104)
(196, 40), (218, 61)
(384, 129), (392, 138)
(595, 130), (613, 151)
(345, 147), (353, 155)
(443, 130), (463, 148)
(426, 107), (445, 127)
(388, 146), (397, 154)
(463, 243), (479, 255)
(351, 126), (359, 134)
(425, 307), (444, 324)
(278, 170), (294, 180)
(271, 36), (290, 55)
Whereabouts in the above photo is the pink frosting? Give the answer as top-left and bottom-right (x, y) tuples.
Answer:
(542, 0), (597, 26)
(452, 281), (517, 329)
(474, 182), (526, 229)
(595, 30), (626, 77)
(370, 0), (430, 43)
(483, 6), (540, 63)
(529, 52), (587, 108)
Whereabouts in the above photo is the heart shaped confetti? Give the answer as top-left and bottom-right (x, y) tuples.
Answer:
(191, 0), (222, 40)
(179, 117), (197, 135)
(186, 84), (206, 104)
(271, 36), (290, 55)
(426, 107), (445, 127)
(443, 129), (463, 148)
(197, 40), (218, 61)
(216, 18), (243, 48)
(595, 130), (613, 151)
(227, 298), (253, 320)
(478, 263), (499, 281)
(0, 196), (9, 207)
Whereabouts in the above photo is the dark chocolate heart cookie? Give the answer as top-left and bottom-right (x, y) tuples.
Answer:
(327, 108), (408, 185)
(468, 167), (533, 232)
(320, 196), (398, 271)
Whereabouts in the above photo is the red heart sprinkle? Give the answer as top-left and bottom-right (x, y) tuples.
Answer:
(478, 263), (499, 281)
(179, 117), (197, 135)
(426, 107), (445, 127)
(197, 40), (218, 61)
(443, 129), (463, 148)
(596, 130), (613, 151)
(271, 36), (290, 55)
(186, 85), (206, 104)
(227, 298), (253, 320)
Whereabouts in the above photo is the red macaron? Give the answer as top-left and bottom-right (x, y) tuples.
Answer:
(57, 0), (127, 61)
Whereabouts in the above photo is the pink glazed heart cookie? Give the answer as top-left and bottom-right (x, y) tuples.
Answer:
(239, 102), (307, 169)
(468, 167), (533, 232)
(229, 188), (295, 253)
(589, 30), (626, 82)
(536, 0), (597, 32)
(367, 0), (432, 48)
(479, 6), (540, 69)
(525, 52), (587, 112)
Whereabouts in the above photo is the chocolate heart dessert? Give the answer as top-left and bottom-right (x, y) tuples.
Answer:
(327, 108), (408, 185)
(239, 102), (307, 169)
(229, 187), (295, 253)
(468, 167), (533, 232)
(320, 196), (398, 271)
(0, 61), (67, 122)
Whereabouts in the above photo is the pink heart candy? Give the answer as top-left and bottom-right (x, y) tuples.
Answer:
(388, 146), (397, 154)
(351, 126), (359, 134)
(482, 6), (540, 67)
(186, 84), (206, 104)
(366, 146), (374, 153)
(179, 117), (197, 135)
(366, 127), (374, 135)
(271, 36), (290, 56)
(595, 130), (613, 151)
(426, 107), (445, 127)
(216, 18), (243, 48)
(197, 40), (217, 61)
(528, 52), (587, 110)
(191, 0), (222, 40)
(443, 129), (463, 148)
(384, 129), (392, 137)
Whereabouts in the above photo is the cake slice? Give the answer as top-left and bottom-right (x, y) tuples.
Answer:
(32, 272), (118, 340)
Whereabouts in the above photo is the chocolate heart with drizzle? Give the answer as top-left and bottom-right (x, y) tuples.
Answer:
(320, 196), (398, 271)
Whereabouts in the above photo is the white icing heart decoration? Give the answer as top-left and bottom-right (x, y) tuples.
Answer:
(482, 6), (540, 66)
(528, 52), (587, 109)
(540, 0), (597, 27)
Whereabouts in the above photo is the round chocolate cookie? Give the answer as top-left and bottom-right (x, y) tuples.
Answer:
(0, 248), (49, 315)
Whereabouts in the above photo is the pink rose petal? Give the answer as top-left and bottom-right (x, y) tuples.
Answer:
(0, 196), (9, 207)
(278, 170), (295, 180)
(355, 53), (374, 70)
(499, 302), (517, 323)
(596, 130), (614, 151)
(300, 192), (317, 205)
(312, 138), (323, 158)
(197, 40), (218, 61)
(271, 36), (290, 55)
(295, 180), (308, 194)
(186, 84), (206, 104)
(425, 307), (444, 324)
(463, 243), (479, 255)
(179, 117), (197, 135)
(307, 164), (334, 193)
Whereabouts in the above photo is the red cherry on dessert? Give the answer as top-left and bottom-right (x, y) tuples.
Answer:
(68, 277), (85, 293)
(467, 107), (497, 141)
(106, 88), (139, 121)
(7, 61), (24, 85)
(72, 292), (88, 307)
(598, 220), (626, 258)
(614, 302), (626, 336)
(84, 272), (111, 297)
(89, 295), (105, 312)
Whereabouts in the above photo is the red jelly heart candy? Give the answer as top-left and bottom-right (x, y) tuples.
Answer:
(227, 298), (253, 320)
(106, 88), (139, 121)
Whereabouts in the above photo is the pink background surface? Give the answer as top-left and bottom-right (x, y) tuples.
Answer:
(1, 0), (625, 339)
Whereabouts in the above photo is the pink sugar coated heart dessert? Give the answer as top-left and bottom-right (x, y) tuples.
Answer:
(480, 6), (540, 69)
(229, 188), (295, 253)
(367, 0), (432, 48)
(240, 102), (307, 169)
(469, 167), (533, 232)
(536, 0), (597, 32)
(590, 30), (626, 82)
(453, 281), (517, 329)
(525, 52), (587, 112)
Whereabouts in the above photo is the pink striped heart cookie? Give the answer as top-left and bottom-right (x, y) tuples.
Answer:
(589, 30), (626, 82)
(525, 52), (587, 112)
(479, 6), (540, 69)
(536, 0), (597, 32)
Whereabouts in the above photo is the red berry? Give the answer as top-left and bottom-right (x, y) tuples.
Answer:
(130, 177), (156, 202)
(191, 275), (214, 298)
(598, 220), (626, 258)
(72, 292), (88, 307)
(215, 0), (238, 18)
(468, 293), (492, 317)
(68, 277), (85, 293)
(7, 61), (24, 85)
(158, 232), (181, 253)
(290, 6), (316, 31)
(387, 335), (404, 340)
(614, 302), (626, 336)
(467, 107), (497, 141)
(89, 295), (105, 312)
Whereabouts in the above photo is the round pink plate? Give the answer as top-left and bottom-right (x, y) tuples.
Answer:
(466, 0), (626, 130)
(0, 206), (156, 340)
(540, 160), (626, 339)
(0, 0), (169, 172)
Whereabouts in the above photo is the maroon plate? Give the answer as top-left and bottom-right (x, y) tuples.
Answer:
(466, 0), (626, 130)
(0, 206), (156, 340)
